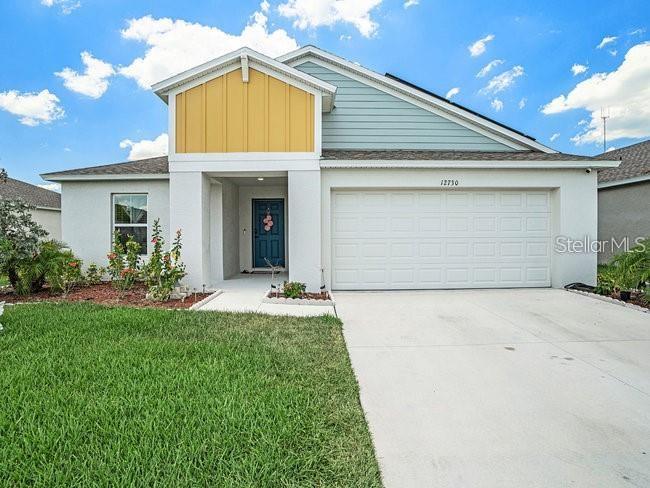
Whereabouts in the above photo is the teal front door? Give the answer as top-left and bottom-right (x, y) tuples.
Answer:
(253, 199), (285, 268)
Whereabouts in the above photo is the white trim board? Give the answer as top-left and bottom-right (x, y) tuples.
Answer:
(278, 46), (554, 153)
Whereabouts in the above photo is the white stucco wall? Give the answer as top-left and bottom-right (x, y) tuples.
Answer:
(32, 208), (61, 241)
(60, 179), (169, 268)
(289, 170), (322, 291)
(320, 168), (598, 289)
(170, 172), (210, 290)
(238, 185), (288, 271)
(221, 179), (240, 278)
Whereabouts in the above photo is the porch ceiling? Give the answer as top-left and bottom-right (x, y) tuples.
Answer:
(220, 176), (288, 187)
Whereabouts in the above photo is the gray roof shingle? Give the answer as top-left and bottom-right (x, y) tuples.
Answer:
(595, 140), (650, 184)
(42, 156), (169, 178)
(0, 177), (61, 209)
(41, 149), (609, 180)
(320, 149), (598, 161)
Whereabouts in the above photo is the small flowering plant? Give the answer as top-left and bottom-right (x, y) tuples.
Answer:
(143, 219), (186, 301)
(107, 230), (141, 291)
(47, 251), (85, 297)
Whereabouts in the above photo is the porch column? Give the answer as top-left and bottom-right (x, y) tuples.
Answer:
(169, 172), (211, 290)
(288, 170), (322, 292)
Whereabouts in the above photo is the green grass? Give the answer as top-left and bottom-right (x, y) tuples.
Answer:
(0, 303), (381, 487)
(0, 274), (8, 286)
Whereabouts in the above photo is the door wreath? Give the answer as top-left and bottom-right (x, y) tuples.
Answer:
(262, 209), (274, 232)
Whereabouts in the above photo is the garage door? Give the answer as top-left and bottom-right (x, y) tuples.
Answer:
(331, 190), (551, 290)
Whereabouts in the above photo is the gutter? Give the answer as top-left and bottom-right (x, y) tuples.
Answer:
(40, 173), (170, 182)
(320, 159), (621, 170)
(598, 174), (650, 189)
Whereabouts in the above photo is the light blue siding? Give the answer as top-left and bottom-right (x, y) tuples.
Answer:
(295, 62), (515, 151)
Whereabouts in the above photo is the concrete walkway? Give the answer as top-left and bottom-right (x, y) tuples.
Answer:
(197, 273), (336, 317)
(336, 288), (650, 488)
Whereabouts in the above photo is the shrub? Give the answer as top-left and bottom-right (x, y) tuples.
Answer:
(47, 251), (84, 296)
(10, 240), (69, 296)
(143, 220), (186, 301)
(86, 263), (105, 285)
(0, 199), (48, 291)
(107, 231), (141, 292)
(283, 281), (306, 299)
(597, 238), (650, 295)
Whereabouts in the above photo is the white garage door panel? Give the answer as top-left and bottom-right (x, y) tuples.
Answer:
(331, 190), (551, 290)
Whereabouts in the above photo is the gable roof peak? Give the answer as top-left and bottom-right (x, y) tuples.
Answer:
(152, 46), (336, 104)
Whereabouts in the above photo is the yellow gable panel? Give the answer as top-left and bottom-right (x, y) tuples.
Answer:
(175, 68), (314, 153)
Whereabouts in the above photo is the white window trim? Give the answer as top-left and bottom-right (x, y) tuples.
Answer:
(112, 193), (148, 255)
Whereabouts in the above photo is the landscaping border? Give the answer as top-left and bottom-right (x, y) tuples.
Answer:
(565, 289), (649, 313)
(189, 289), (224, 310)
(262, 293), (335, 307)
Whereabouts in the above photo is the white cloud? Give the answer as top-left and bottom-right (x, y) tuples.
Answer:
(606, 146), (617, 152)
(119, 133), (168, 160)
(0, 89), (64, 126)
(629, 28), (646, 36)
(38, 182), (61, 193)
(609, 49), (618, 57)
(541, 42), (650, 145)
(55, 51), (115, 99)
(571, 63), (588, 76)
(518, 97), (527, 109)
(479, 65), (524, 95)
(404, 0), (419, 8)
(445, 87), (460, 99)
(120, 3), (299, 89)
(260, 0), (270, 12)
(597, 36), (617, 49)
(468, 34), (494, 57)
(339, 34), (352, 41)
(550, 133), (560, 142)
(278, 0), (382, 38)
(64, 147), (72, 152)
(491, 98), (503, 112)
(476, 59), (503, 78)
(41, 0), (80, 14)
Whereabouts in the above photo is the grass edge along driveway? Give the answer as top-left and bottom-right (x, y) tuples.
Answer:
(0, 303), (381, 487)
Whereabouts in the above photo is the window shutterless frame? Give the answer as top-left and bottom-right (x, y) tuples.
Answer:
(111, 193), (148, 255)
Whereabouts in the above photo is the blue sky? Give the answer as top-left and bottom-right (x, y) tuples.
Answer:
(1, 0), (648, 188)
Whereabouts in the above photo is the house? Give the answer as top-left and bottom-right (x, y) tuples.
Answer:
(0, 176), (61, 240)
(595, 140), (650, 263)
(42, 46), (618, 292)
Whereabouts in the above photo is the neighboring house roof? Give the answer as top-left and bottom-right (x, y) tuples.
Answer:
(277, 45), (555, 153)
(42, 156), (169, 180)
(42, 151), (615, 180)
(595, 140), (650, 187)
(0, 177), (61, 209)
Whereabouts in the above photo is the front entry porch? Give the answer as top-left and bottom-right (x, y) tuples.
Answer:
(169, 170), (322, 292)
(198, 272), (335, 316)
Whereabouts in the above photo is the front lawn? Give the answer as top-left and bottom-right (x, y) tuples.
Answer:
(0, 304), (381, 486)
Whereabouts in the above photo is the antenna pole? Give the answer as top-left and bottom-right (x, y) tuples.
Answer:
(601, 107), (610, 152)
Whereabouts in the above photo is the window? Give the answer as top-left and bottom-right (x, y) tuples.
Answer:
(113, 194), (148, 254)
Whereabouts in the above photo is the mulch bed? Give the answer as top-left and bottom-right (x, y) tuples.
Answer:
(266, 291), (332, 301)
(0, 282), (210, 309)
(612, 291), (650, 310)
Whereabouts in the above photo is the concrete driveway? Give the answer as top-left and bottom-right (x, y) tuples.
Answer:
(336, 289), (650, 488)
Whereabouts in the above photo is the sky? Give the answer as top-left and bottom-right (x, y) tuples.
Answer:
(0, 0), (648, 190)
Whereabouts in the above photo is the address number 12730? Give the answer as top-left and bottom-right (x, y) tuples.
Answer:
(440, 179), (459, 186)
